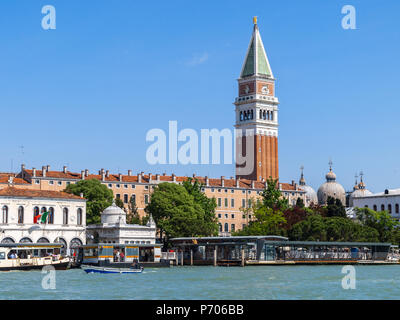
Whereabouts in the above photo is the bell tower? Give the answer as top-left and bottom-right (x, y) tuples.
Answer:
(235, 17), (279, 181)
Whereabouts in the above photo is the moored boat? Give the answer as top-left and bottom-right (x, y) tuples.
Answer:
(0, 243), (70, 271)
(81, 264), (143, 274)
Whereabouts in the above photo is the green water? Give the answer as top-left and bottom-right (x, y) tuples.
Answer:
(0, 265), (399, 299)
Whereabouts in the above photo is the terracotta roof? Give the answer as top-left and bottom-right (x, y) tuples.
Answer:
(0, 177), (30, 184)
(20, 168), (301, 191)
(0, 187), (85, 200)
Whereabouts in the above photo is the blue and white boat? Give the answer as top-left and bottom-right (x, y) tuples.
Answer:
(81, 264), (143, 274)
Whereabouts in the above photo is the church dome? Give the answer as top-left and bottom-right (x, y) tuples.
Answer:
(300, 185), (318, 205)
(317, 166), (346, 205)
(101, 200), (126, 224)
(349, 174), (372, 206)
(298, 167), (318, 205)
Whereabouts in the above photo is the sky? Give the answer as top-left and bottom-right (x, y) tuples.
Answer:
(0, 0), (399, 193)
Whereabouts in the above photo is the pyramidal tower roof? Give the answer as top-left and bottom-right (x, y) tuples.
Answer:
(240, 17), (273, 79)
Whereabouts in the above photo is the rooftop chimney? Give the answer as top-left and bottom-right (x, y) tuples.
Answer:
(85, 169), (89, 177)
(172, 173), (176, 182)
(42, 166), (47, 178)
(138, 173), (142, 183)
(32, 168), (36, 177)
(236, 178), (240, 188)
(106, 170), (110, 178)
(156, 174), (160, 182)
(81, 170), (85, 180)
(205, 176), (209, 187)
(46, 165), (50, 172)
(251, 180), (255, 189)
(119, 174), (123, 182)
(101, 171), (106, 181)
(128, 170), (132, 176)
(63, 166), (68, 174)
(221, 176), (225, 187)
(80, 192), (84, 198)
(148, 173), (152, 182)
(21, 164), (25, 171)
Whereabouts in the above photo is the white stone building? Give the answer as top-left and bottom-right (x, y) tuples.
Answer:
(352, 188), (400, 221)
(0, 187), (86, 255)
(86, 200), (156, 244)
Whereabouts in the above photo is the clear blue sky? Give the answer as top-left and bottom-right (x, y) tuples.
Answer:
(0, 0), (399, 193)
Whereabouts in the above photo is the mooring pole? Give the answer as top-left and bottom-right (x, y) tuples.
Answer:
(190, 249), (193, 266)
(214, 246), (217, 267)
(241, 248), (245, 267)
(181, 250), (184, 266)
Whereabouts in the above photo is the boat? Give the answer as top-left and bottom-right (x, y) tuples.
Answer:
(81, 264), (144, 274)
(0, 243), (70, 271)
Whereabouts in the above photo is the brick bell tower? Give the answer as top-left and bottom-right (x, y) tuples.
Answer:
(235, 17), (279, 181)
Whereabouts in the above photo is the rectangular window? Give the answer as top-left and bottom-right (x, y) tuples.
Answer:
(218, 214), (221, 218)
(224, 198), (228, 207)
(124, 194), (128, 204)
(131, 194), (136, 204)
(231, 199), (235, 207)
(58, 181), (62, 186)
(145, 195), (149, 204)
(124, 184), (128, 189)
(218, 198), (222, 207)
(242, 199), (246, 208)
(49, 181), (54, 185)
(231, 214), (235, 219)
(131, 185), (136, 189)
(116, 194), (121, 199)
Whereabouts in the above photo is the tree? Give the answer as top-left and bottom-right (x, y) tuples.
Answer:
(126, 195), (142, 224)
(260, 178), (288, 211)
(145, 182), (219, 244)
(295, 197), (305, 208)
(115, 197), (124, 209)
(182, 178), (218, 236)
(355, 207), (399, 242)
(65, 179), (113, 224)
(326, 196), (346, 218)
(234, 178), (287, 236)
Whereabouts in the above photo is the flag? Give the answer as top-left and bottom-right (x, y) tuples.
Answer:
(34, 214), (42, 224)
(40, 212), (49, 223)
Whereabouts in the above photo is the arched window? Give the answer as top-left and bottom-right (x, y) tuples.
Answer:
(218, 223), (222, 232)
(18, 206), (24, 224)
(48, 207), (54, 224)
(77, 208), (83, 226)
(224, 223), (229, 232)
(263, 110), (266, 120)
(259, 110), (262, 119)
(20, 237), (32, 243)
(381, 204), (385, 212)
(373, 205), (377, 211)
(231, 224), (235, 232)
(55, 238), (67, 256)
(1, 237), (14, 244)
(388, 204), (392, 214)
(250, 110), (253, 119)
(396, 204), (399, 214)
(2, 206), (8, 224)
(63, 208), (68, 225)
(33, 206), (40, 223)
(240, 111), (243, 121)
(270, 111), (274, 121)
(37, 237), (50, 243)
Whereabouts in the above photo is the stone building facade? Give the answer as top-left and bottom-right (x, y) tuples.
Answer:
(0, 186), (86, 254)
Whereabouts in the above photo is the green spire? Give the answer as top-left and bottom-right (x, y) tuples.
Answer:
(240, 20), (273, 78)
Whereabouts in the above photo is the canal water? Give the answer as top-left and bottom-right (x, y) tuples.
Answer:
(1, 265), (399, 299)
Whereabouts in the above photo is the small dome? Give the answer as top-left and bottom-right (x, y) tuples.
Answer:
(325, 170), (336, 182)
(300, 185), (318, 205)
(101, 200), (126, 224)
